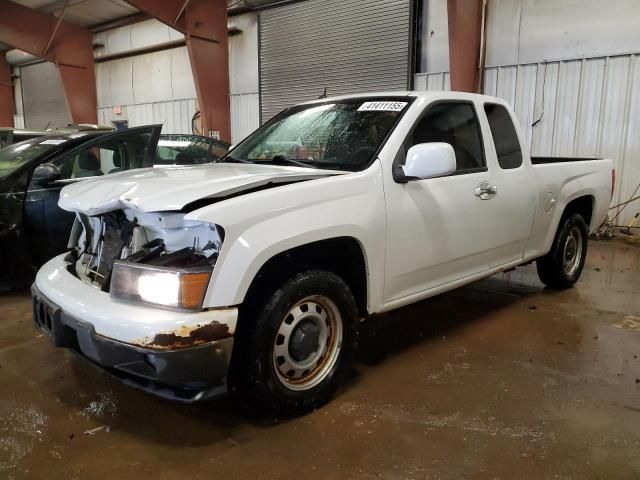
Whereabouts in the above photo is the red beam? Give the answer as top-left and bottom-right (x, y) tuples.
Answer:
(0, 0), (97, 124)
(0, 52), (14, 127)
(447, 0), (483, 93)
(126, 0), (231, 142)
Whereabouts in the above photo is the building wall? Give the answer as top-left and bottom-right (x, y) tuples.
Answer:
(416, 0), (640, 225)
(94, 15), (259, 143)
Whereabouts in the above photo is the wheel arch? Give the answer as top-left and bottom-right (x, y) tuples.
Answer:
(242, 236), (370, 318)
(562, 195), (595, 228)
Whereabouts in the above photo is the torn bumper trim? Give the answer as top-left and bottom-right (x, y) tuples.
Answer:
(32, 284), (233, 402)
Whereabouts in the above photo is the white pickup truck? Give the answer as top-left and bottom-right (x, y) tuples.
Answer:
(32, 92), (614, 412)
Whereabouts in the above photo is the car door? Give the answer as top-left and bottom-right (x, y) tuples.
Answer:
(480, 102), (537, 267)
(383, 100), (502, 304)
(23, 125), (161, 265)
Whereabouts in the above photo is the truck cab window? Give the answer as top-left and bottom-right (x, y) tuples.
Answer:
(484, 103), (523, 169)
(410, 102), (485, 173)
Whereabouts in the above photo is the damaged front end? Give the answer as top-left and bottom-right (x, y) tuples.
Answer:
(67, 209), (222, 315)
(32, 208), (236, 401)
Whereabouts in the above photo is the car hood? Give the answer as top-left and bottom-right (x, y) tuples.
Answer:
(59, 163), (344, 215)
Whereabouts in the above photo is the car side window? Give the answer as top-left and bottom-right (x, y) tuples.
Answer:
(409, 102), (485, 173)
(51, 129), (154, 180)
(484, 103), (523, 169)
(51, 145), (113, 179)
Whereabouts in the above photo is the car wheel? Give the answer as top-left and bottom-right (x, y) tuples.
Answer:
(239, 269), (358, 414)
(536, 213), (588, 289)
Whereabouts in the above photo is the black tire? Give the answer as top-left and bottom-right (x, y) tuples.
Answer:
(536, 213), (588, 289)
(235, 269), (358, 414)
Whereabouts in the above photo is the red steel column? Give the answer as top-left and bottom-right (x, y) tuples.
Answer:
(0, 0), (97, 124)
(447, 0), (483, 92)
(0, 51), (13, 127)
(125, 0), (231, 142)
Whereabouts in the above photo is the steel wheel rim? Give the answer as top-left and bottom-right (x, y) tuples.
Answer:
(272, 295), (343, 391)
(562, 226), (583, 277)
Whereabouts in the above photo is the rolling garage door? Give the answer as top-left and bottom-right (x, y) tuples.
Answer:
(21, 62), (72, 130)
(259, 0), (411, 121)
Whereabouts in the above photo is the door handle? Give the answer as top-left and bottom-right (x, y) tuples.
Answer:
(474, 182), (498, 199)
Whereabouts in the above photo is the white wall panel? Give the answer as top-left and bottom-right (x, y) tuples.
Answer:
(553, 60), (582, 156)
(513, 65), (537, 150)
(97, 99), (197, 135)
(517, 0), (640, 64)
(229, 13), (259, 95)
(170, 48), (196, 99)
(107, 58), (135, 106)
(94, 19), (181, 58)
(619, 55), (640, 222)
(419, 0), (449, 73)
(130, 19), (176, 50)
(414, 53), (640, 224)
(530, 62), (559, 157)
(574, 59), (605, 157)
(495, 66), (517, 108)
(230, 93), (260, 144)
(131, 50), (173, 103)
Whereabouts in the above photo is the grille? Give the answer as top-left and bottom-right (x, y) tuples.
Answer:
(33, 296), (56, 338)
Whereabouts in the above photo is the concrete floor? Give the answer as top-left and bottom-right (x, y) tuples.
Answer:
(1, 238), (639, 480)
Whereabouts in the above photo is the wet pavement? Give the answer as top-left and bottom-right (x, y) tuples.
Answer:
(1, 238), (639, 479)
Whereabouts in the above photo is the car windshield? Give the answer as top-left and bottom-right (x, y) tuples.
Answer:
(0, 137), (65, 179)
(225, 98), (410, 171)
(155, 135), (229, 166)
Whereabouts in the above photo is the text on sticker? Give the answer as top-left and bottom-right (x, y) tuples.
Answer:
(358, 101), (408, 112)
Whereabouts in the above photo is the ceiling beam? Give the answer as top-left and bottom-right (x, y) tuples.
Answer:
(0, 51), (14, 127)
(0, 0), (97, 124)
(447, 0), (483, 92)
(126, 0), (231, 142)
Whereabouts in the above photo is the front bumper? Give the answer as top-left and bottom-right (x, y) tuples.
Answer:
(32, 254), (238, 402)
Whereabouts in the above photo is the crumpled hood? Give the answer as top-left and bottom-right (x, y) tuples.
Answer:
(59, 163), (343, 215)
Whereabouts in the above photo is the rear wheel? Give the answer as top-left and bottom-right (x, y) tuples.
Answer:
(237, 270), (358, 413)
(536, 213), (588, 289)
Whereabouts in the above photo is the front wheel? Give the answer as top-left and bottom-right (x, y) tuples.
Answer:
(536, 213), (588, 289)
(238, 270), (358, 413)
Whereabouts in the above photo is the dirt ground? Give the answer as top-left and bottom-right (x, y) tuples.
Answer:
(1, 237), (639, 479)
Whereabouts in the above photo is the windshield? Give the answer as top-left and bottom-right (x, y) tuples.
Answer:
(156, 135), (229, 166)
(226, 98), (411, 171)
(0, 137), (65, 179)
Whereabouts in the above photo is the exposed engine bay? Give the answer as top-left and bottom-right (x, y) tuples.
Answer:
(67, 208), (222, 291)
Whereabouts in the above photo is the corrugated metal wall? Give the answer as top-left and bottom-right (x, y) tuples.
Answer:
(259, 0), (411, 121)
(415, 53), (640, 224)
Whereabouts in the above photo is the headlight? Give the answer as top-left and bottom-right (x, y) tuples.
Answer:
(110, 261), (211, 311)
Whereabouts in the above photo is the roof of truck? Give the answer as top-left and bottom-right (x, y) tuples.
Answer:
(297, 90), (507, 106)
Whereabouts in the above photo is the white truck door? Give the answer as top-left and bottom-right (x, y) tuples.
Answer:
(383, 100), (501, 303)
(480, 102), (537, 268)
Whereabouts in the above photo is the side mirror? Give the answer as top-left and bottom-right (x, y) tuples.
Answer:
(400, 143), (456, 181)
(32, 163), (62, 186)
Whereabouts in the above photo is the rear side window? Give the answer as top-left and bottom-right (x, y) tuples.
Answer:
(484, 103), (523, 169)
(410, 102), (485, 173)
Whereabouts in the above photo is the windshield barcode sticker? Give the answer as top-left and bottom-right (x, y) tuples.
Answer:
(358, 101), (408, 112)
(40, 139), (67, 145)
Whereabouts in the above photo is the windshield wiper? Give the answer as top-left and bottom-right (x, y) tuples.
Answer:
(270, 155), (317, 169)
(216, 156), (255, 164)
